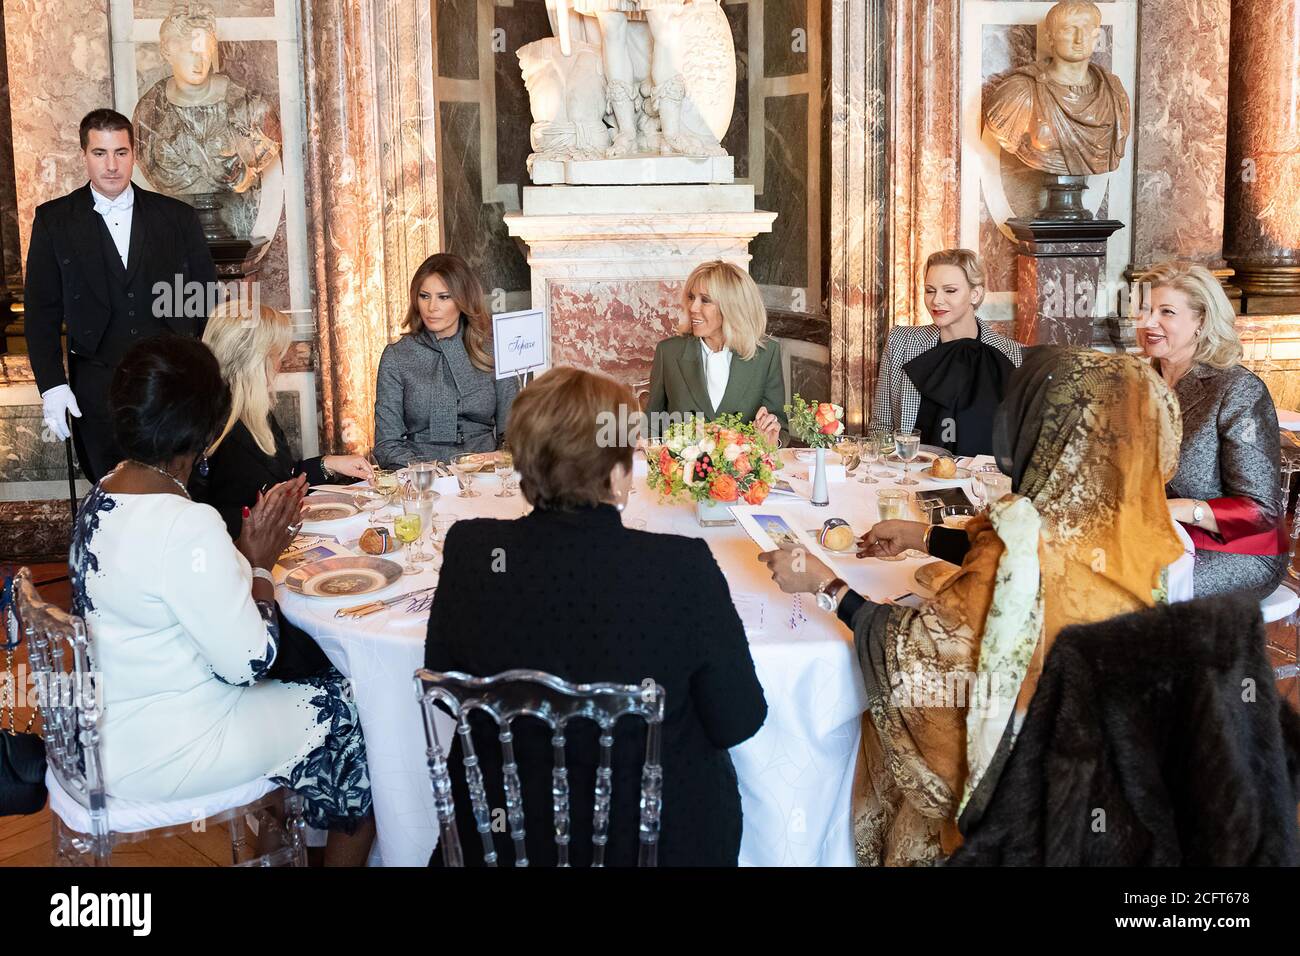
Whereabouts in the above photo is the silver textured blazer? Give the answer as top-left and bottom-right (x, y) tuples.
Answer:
(373, 324), (517, 468)
(1165, 361), (1286, 599)
(869, 320), (1023, 435)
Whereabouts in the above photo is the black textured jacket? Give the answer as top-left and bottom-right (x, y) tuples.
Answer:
(424, 504), (768, 866)
(950, 594), (1300, 866)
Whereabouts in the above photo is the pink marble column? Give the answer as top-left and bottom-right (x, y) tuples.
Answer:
(1130, 0), (1231, 270)
(1223, 0), (1300, 296)
(828, 0), (891, 430)
(299, 0), (440, 454)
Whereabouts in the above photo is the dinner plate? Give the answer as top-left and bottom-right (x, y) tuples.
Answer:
(300, 500), (361, 523)
(284, 555), (403, 598)
(883, 451), (937, 467)
(925, 465), (972, 480)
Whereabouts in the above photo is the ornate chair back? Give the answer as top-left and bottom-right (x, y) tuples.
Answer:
(415, 668), (665, 867)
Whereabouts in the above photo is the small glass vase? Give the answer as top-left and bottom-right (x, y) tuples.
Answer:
(811, 446), (830, 507)
(696, 497), (737, 527)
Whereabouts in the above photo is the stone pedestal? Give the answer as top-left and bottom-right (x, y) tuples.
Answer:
(504, 185), (775, 385)
(1007, 218), (1125, 347)
(1224, 0), (1300, 297)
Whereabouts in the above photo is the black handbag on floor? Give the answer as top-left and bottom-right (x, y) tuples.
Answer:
(1, 575), (47, 816)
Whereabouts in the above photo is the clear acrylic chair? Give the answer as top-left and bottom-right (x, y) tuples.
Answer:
(9, 567), (308, 867)
(415, 668), (665, 867)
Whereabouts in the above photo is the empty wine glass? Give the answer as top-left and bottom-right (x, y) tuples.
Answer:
(970, 464), (1001, 512)
(859, 435), (881, 484)
(895, 430), (921, 486)
(836, 435), (861, 476)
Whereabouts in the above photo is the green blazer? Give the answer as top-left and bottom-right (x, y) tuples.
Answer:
(646, 334), (787, 436)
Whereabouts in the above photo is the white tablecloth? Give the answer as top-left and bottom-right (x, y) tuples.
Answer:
(277, 454), (1193, 867)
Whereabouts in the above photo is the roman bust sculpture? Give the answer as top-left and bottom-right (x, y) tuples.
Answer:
(132, 2), (280, 237)
(983, 0), (1131, 177)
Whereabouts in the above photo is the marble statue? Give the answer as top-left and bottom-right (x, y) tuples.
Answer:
(983, 0), (1130, 177)
(522, 0), (735, 171)
(132, 2), (280, 238)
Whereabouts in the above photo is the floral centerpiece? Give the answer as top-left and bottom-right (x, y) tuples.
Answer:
(783, 394), (845, 506)
(645, 414), (779, 522)
(784, 394), (845, 448)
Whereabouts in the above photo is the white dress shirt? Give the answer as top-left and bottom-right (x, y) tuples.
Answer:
(90, 184), (134, 268)
(700, 337), (733, 412)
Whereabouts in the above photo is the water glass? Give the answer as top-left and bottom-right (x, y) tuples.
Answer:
(894, 430), (921, 486)
(408, 460), (440, 497)
(874, 489), (909, 561)
(369, 468), (400, 525)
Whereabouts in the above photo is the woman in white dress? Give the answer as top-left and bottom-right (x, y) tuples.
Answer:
(68, 336), (374, 863)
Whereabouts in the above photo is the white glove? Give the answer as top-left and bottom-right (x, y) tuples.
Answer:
(41, 384), (82, 442)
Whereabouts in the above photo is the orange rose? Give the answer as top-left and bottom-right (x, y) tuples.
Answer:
(734, 453), (752, 477)
(742, 480), (770, 505)
(658, 447), (673, 475)
(709, 473), (739, 501)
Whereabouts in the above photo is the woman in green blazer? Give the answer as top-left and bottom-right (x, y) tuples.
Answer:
(646, 260), (786, 445)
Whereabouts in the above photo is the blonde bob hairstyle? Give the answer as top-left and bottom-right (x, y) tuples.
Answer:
(1143, 261), (1243, 370)
(924, 248), (987, 311)
(678, 260), (769, 361)
(203, 301), (293, 457)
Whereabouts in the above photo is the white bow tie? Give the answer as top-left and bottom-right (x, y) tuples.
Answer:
(93, 193), (133, 216)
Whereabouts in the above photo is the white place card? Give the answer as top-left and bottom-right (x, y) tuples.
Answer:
(492, 308), (548, 379)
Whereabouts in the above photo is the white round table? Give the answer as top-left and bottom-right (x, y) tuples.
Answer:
(276, 453), (1192, 866)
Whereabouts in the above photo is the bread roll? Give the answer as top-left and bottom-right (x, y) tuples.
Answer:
(931, 456), (957, 478)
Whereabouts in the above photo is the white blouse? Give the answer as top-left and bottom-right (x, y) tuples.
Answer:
(700, 338), (734, 412)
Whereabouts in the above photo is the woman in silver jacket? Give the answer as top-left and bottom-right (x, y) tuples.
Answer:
(373, 253), (517, 467)
(1139, 261), (1288, 600)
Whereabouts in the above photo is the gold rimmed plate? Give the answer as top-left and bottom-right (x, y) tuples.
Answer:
(300, 500), (361, 523)
(284, 555), (403, 598)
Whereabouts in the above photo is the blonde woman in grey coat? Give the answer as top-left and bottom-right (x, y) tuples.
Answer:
(373, 254), (517, 468)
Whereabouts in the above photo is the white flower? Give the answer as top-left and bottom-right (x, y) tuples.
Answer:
(832, 404), (844, 418)
(723, 443), (742, 462)
(833, 420), (845, 436)
(666, 433), (687, 453)
(700, 437), (716, 455)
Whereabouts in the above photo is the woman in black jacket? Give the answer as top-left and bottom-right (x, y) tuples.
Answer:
(424, 367), (768, 866)
(190, 302), (373, 679)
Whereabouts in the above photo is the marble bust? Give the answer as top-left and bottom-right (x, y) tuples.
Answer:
(132, 2), (280, 237)
(983, 0), (1130, 177)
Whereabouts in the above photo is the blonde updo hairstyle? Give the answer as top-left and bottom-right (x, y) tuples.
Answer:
(678, 260), (769, 361)
(924, 248), (987, 311)
(1143, 261), (1243, 370)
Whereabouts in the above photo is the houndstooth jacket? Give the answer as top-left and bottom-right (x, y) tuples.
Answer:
(869, 320), (1024, 435)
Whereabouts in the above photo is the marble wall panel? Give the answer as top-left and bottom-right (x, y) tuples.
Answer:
(437, 0), (479, 80)
(1132, 0), (1230, 267)
(789, 354), (829, 407)
(4, 0), (113, 260)
(722, 1), (749, 178)
(764, 0), (808, 78)
(750, 92), (808, 291)
(439, 100), (530, 296)
(495, 2), (551, 192)
(548, 279), (683, 387)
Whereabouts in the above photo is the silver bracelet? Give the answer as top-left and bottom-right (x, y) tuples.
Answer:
(251, 567), (275, 587)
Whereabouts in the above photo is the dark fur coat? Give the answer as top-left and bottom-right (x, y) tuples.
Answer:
(949, 594), (1300, 866)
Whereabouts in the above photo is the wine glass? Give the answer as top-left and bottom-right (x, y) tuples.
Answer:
(836, 435), (861, 476)
(874, 490), (909, 561)
(407, 490), (436, 561)
(369, 468), (400, 525)
(894, 430), (921, 486)
(450, 456), (481, 498)
(858, 435), (880, 484)
(494, 449), (516, 497)
(394, 499), (424, 576)
(969, 464), (998, 511)
(981, 473), (1012, 510)
(408, 460), (441, 498)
